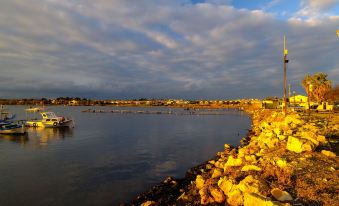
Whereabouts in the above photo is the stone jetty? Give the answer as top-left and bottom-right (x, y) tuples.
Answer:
(127, 109), (338, 206)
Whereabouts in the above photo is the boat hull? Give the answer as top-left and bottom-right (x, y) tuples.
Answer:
(26, 119), (74, 128)
(0, 125), (26, 135)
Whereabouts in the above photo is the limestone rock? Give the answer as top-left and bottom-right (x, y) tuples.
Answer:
(209, 186), (226, 203)
(321, 150), (336, 157)
(271, 188), (293, 201)
(218, 177), (234, 194)
(224, 156), (243, 168)
(141, 201), (156, 206)
(224, 144), (232, 150)
(211, 168), (223, 178)
(276, 159), (287, 168)
(196, 175), (205, 190)
(244, 193), (285, 206)
(238, 175), (260, 194)
(300, 131), (319, 146)
(226, 189), (243, 206)
(244, 155), (257, 162)
(301, 141), (315, 152)
(241, 165), (262, 172)
(286, 136), (303, 153)
(199, 187), (214, 205)
(316, 135), (326, 143)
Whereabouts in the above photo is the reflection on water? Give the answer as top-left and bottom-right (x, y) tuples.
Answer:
(0, 106), (251, 206)
(0, 133), (29, 144)
(0, 127), (74, 147)
(27, 127), (74, 146)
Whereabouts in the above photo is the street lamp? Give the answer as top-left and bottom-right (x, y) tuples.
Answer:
(283, 35), (289, 114)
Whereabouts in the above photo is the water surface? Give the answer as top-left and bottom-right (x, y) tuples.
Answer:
(0, 106), (250, 205)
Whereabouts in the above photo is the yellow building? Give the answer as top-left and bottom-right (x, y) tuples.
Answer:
(289, 95), (308, 104)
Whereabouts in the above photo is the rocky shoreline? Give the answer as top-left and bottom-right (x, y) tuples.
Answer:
(125, 109), (338, 206)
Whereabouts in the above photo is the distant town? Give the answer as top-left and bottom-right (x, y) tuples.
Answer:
(0, 97), (260, 107)
(1, 95), (335, 112)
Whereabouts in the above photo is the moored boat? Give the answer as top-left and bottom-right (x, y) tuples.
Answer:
(25, 108), (75, 128)
(0, 121), (26, 134)
(0, 105), (26, 134)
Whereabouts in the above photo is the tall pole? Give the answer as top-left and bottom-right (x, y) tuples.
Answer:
(283, 35), (288, 114)
(307, 83), (310, 115)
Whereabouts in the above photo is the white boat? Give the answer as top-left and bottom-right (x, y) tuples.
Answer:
(25, 108), (75, 128)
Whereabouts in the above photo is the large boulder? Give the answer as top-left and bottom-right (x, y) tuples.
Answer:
(286, 136), (303, 153)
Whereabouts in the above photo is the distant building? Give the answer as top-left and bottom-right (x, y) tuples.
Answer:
(289, 95), (308, 104)
(262, 99), (280, 109)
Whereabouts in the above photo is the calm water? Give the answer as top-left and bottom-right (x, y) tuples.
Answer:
(0, 106), (250, 206)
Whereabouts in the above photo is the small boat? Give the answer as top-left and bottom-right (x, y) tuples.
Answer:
(0, 121), (26, 134)
(25, 108), (75, 128)
(0, 105), (25, 134)
(0, 105), (16, 122)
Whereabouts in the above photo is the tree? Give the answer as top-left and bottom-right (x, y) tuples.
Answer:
(325, 84), (339, 103)
(302, 72), (332, 103)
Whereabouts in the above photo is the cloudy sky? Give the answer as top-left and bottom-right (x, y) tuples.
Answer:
(1, 0), (338, 99)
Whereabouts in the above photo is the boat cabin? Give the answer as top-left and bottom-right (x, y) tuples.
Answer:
(41, 112), (63, 122)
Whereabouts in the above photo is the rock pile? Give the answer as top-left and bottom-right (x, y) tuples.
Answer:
(177, 110), (338, 205)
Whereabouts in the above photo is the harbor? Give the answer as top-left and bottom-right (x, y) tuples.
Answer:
(0, 106), (251, 205)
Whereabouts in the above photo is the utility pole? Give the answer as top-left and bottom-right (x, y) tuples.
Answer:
(283, 35), (289, 114)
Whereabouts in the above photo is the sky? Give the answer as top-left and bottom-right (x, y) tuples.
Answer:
(0, 0), (339, 99)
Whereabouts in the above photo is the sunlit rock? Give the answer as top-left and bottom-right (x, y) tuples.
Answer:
(316, 135), (326, 143)
(218, 177), (235, 194)
(224, 144), (232, 150)
(238, 175), (260, 194)
(271, 188), (293, 201)
(241, 165), (262, 172)
(244, 155), (257, 162)
(321, 150), (336, 157)
(141, 200), (156, 206)
(199, 187), (213, 205)
(301, 141), (315, 152)
(277, 135), (287, 141)
(196, 175), (205, 190)
(211, 168), (223, 178)
(224, 156), (243, 169)
(300, 131), (319, 146)
(209, 186), (226, 203)
(244, 193), (286, 206)
(286, 136), (303, 153)
(226, 189), (243, 206)
(276, 159), (287, 168)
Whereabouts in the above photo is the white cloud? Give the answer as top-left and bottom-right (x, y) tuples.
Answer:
(294, 0), (339, 20)
(0, 0), (338, 99)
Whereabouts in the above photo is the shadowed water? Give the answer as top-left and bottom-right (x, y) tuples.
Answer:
(0, 106), (251, 205)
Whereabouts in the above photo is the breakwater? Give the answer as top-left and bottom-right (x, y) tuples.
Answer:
(82, 108), (244, 116)
(127, 109), (338, 206)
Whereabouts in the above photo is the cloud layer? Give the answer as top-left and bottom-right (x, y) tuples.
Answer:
(0, 0), (338, 99)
